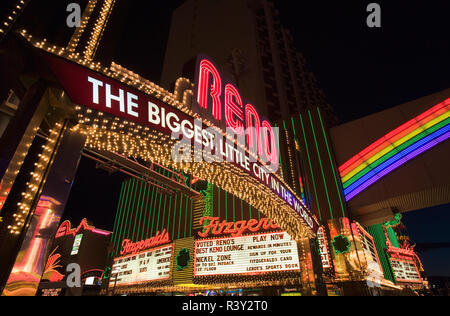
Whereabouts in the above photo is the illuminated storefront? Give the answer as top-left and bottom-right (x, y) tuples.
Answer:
(106, 176), (320, 296)
(37, 219), (112, 296)
(0, 0), (440, 297)
(366, 215), (427, 291)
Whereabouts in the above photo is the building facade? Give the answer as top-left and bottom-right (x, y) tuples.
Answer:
(161, 0), (337, 125)
(0, 0), (443, 297)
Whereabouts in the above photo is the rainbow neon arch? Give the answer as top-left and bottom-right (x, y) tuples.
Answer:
(340, 98), (450, 201)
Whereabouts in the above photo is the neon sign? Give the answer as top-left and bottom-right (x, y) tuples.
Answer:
(55, 219), (111, 238)
(195, 57), (278, 167)
(44, 53), (319, 234)
(194, 232), (300, 276)
(198, 216), (280, 238)
(317, 227), (331, 269)
(111, 244), (173, 286)
(120, 229), (170, 256)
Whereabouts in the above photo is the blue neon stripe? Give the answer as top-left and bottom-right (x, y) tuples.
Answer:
(344, 124), (450, 196)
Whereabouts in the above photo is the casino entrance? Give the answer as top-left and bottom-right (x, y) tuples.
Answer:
(0, 36), (323, 296)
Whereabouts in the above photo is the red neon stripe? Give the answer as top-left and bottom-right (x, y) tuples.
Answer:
(339, 99), (450, 174)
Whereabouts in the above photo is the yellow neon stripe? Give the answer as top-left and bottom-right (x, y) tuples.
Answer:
(342, 110), (450, 182)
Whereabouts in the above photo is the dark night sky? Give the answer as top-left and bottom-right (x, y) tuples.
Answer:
(25, 0), (448, 276)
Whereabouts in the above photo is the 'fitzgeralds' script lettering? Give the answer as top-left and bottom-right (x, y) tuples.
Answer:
(120, 229), (170, 256)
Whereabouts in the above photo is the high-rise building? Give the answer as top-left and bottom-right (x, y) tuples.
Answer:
(161, 0), (337, 125)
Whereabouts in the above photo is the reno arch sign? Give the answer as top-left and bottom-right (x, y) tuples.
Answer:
(194, 56), (278, 168)
(43, 53), (318, 234)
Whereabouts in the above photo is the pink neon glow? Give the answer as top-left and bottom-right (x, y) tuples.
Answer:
(92, 228), (112, 236)
(197, 59), (222, 121)
(262, 120), (278, 167)
(224, 83), (244, 135)
(56, 219), (111, 238)
(246, 104), (263, 156)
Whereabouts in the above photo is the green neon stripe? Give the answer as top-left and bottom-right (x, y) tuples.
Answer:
(317, 108), (346, 217)
(367, 224), (396, 282)
(161, 188), (168, 232)
(133, 180), (144, 241)
(178, 194), (183, 239)
(190, 199), (193, 236)
(146, 184), (156, 238)
(184, 195), (188, 238)
(225, 191), (228, 221)
(172, 194), (178, 239)
(240, 199), (244, 221)
(249, 204), (252, 219)
(387, 227), (401, 248)
(158, 168), (166, 232)
(309, 111), (333, 219)
(343, 118), (450, 189)
(156, 187), (163, 233)
(291, 117), (306, 201)
(128, 178), (139, 240)
(218, 187), (221, 219)
(123, 178), (137, 242)
(291, 117), (298, 137)
(116, 180), (131, 256)
(150, 187), (160, 237)
(299, 114), (322, 221)
(211, 184), (214, 217)
(112, 181), (125, 251)
(274, 123), (284, 179)
(141, 182), (151, 240)
(167, 194), (173, 235)
(232, 194), (236, 222)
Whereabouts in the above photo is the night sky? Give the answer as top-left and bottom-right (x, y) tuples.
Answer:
(54, 1), (450, 276)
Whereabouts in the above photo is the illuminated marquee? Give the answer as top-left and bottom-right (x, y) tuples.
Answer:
(43, 53), (318, 234)
(110, 244), (173, 287)
(198, 216), (280, 238)
(194, 232), (300, 276)
(390, 258), (421, 283)
(387, 246), (422, 283)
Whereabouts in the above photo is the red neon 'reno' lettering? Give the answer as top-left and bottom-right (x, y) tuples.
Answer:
(246, 104), (263, 156)
(263, 121), (278, 167)
(225, 84), (244, 135)
(197, 59), (222, 121)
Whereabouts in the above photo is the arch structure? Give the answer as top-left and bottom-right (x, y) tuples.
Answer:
(331, 90), (450, 226)
(23, 33), (318, 241)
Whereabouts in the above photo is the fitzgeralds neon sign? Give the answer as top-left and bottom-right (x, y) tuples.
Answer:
(198, 217), (280, 238)
(120, 229), (170, 256)
(195, 56), (278, 168)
